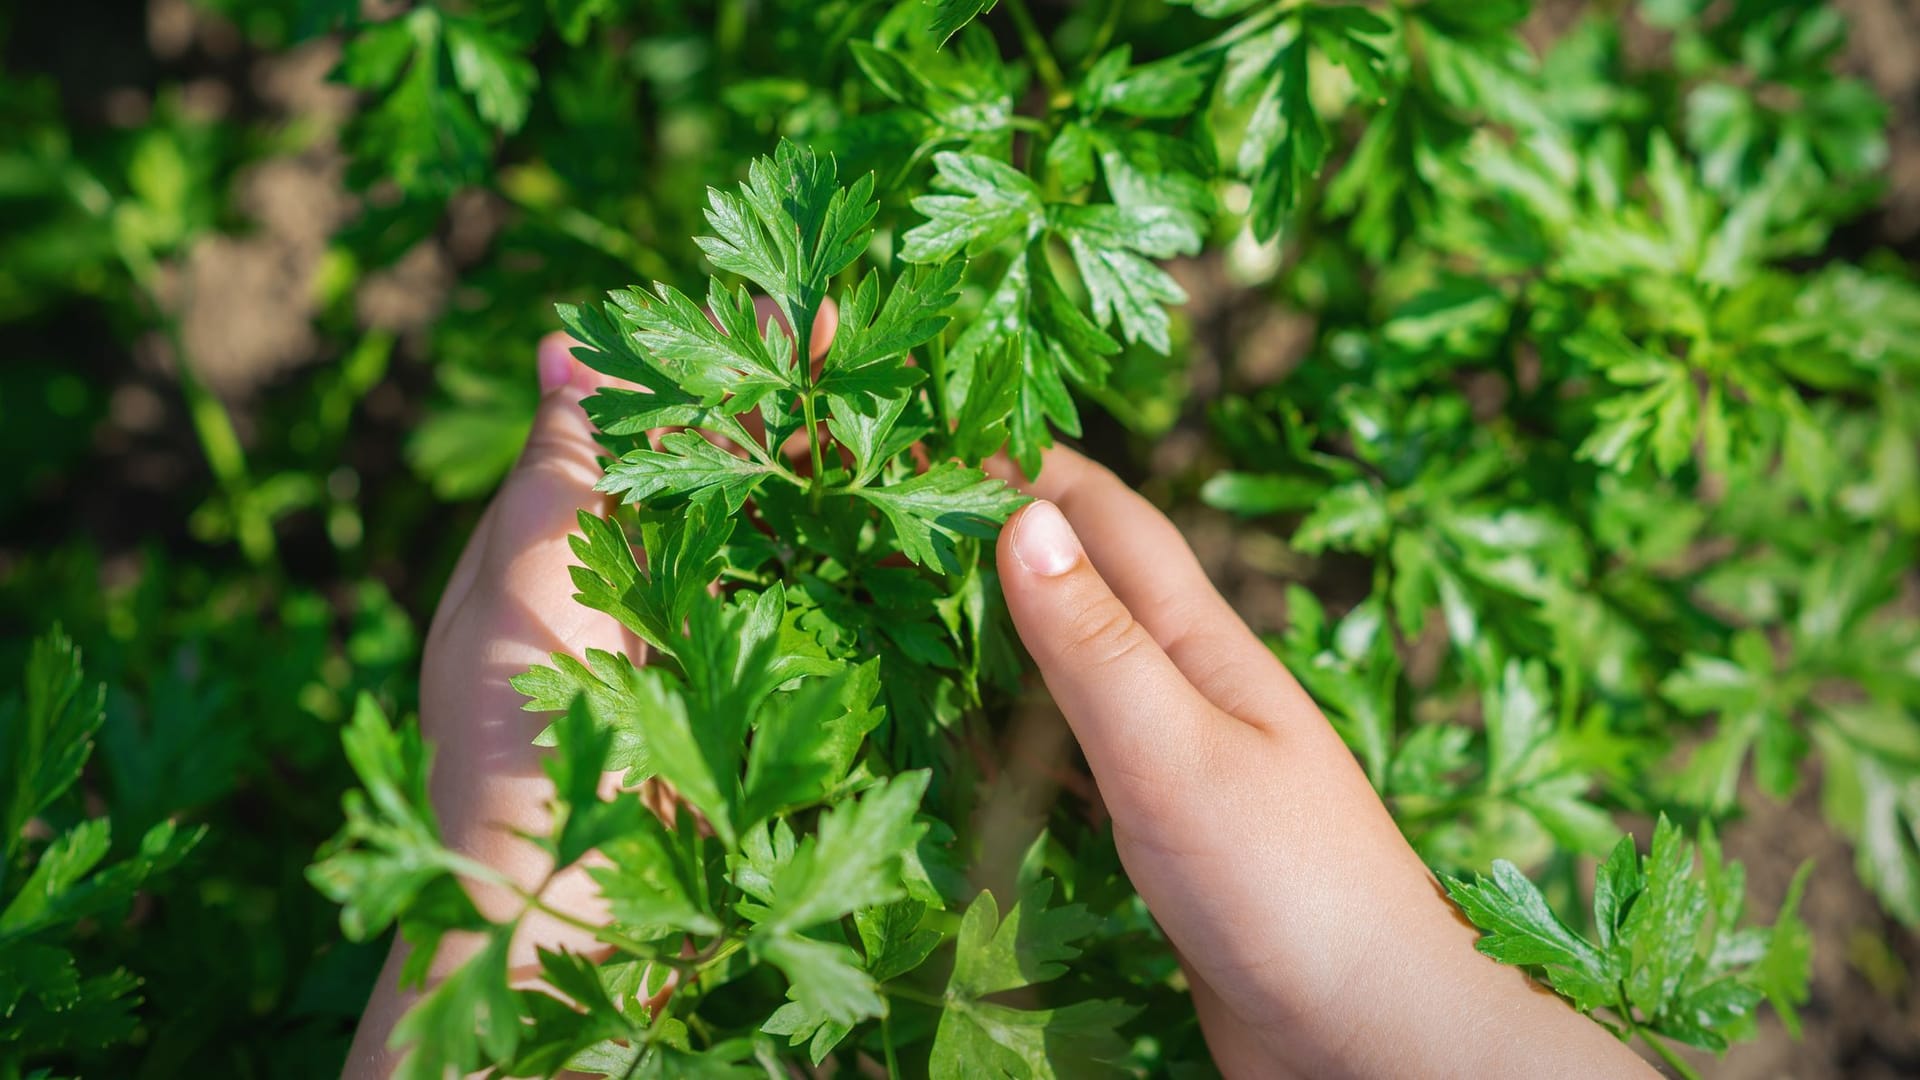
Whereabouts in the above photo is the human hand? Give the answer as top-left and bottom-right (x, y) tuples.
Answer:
(346, 316), (836, 1076)
(993, 449), (1653, 1079)
(352, 323), (1645, 1079)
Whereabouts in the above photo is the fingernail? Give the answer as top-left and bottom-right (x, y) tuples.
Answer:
(1012, 500), (1082, 577)
(537, 338), (573, 393)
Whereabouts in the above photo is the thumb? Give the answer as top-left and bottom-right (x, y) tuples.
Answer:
(497, 333), (615, 550)
(432, 332), (618, 637)
(996, 500), (1226, 815)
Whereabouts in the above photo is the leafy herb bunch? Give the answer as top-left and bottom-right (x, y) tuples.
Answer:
(301, 0), (1900, 1075)
(310, 137), (1169, 1076)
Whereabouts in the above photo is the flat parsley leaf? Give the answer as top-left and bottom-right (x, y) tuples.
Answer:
(930, 880), (1138, 1079)
(852, 462), (1029, 573)
(1447, 816), (1812, 1057)
(599, 431), (786, 514)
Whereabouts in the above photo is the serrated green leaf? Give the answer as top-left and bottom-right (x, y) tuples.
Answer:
(541, 697), (653, 867)
(925, 0), (997, 45)
(599, 431), (783, 514)
(750, 770), (930, 934)
(743, 661), (886, 827)
(855, 899), (941, 983)
(852, 462), (1029, 573)
(390, 928), (520, 1080)
(3, 626), (104, 859)
(902, 152), (1042, 263)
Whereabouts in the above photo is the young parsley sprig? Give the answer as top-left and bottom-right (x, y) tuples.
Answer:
(1447, 817), (1811, 1078)
(311, 142), (1154, 1078)
(304, 2), (1866, 1075)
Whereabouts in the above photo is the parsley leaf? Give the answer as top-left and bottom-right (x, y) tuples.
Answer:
(930, 880), (1138, 1078)
(308, 697), (474, 943)
(851, 463), (1029, 573)
(901, 152), (1043, 263)
(599, 431), (787, 514)
(816, 262), (960, 403)
(1219, 5), (1388, 240)
(2, 626), (103, 860)
(1447, 816), (1812, 1058)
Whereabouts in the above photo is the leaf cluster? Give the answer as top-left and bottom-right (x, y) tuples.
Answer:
(1, 629), (203, 1066)
(1448, 817), (1811, 1072)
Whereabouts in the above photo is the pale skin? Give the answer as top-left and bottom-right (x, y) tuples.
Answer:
(348, 327), (1654, 1079)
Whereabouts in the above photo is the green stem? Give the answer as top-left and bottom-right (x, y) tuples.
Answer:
(884, 983), (945, 1007)
(1004, 0), (1068, 103)
(803, 392), (826, 511)
(527, 897), (678, 963)
(1629, 1017), (1700, 1080)
(794, 288), (830, 510)
(510, 190), (674, 283)
(97, 169), (277, 569)
(927, 331), (950, 428)
(691, 936), (746, 976)
(1612, 983), (1699, 1080)
(1160, 2), (1287, 66)
(173, 331), (275, 566)
(1085, 0), (1126, 65)
(882, 1012), (901, 1076)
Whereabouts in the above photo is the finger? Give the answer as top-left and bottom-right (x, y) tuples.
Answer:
(996, 500), (1235, 817)
(483, 334), (621, 575)
(989, 446), (1306, 729)
(357, 336), (654, 1076)
(421, 333), (640, 934)
(435, 333), (605, 619)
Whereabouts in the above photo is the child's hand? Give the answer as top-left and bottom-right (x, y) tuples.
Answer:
(995, 449), (1651, 1078)
(350, 332), (1650, 1078)
(347, 318), (834, 1075)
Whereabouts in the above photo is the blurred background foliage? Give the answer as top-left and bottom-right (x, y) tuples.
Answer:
(1, 0), (1917, 1075)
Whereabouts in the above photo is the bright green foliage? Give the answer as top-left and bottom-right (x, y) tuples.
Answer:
(929, 882), (1139, 1078)
(313, 141), (1188, 1075)
(308, 696), (481, 943)
(1, 629), (204, 1064)
(1448, 818), (1812, 1073)
(307, 0), (1886, 1072)
(1199, 1), (1919, 935)
(331, 6), (538, 193)
(3, 0), (1908, 1073)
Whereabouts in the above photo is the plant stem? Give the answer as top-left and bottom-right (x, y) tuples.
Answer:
(803, 392), (826, 511)
(1086, 0), (1126, 65)
(927, 331), (950, 428)
(508, 189), (674, 283)
(692, 936), (745, 975)
(527, 896), (677, 963)
(95, 167), (278, 569)
(1004, 0), (1068, 103)
(1612, 986), (1700, 1080)
(170, 327), (276, 567)
(795, 290), (829, 510)
(1634, 1020), (1700, 1080)
(884, 983), (945, 1007)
